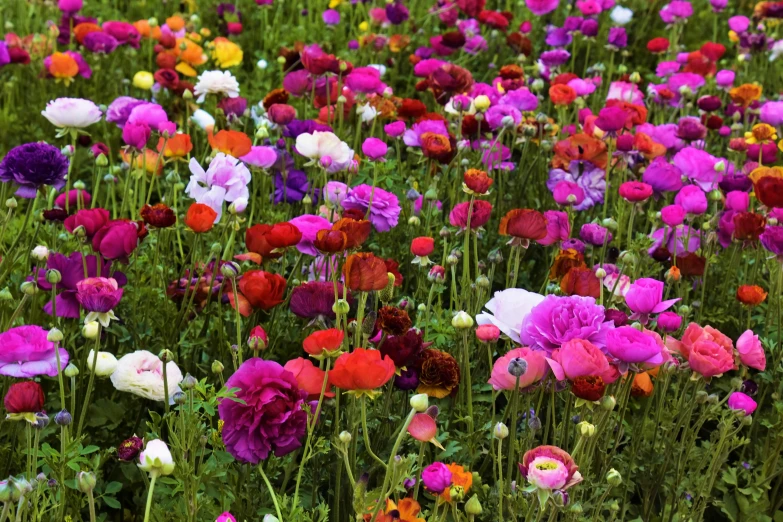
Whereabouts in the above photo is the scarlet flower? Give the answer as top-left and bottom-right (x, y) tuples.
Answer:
(314, 229), (349, 253)
(158, 134), (193, 158)
(140, 203), (176, 228)
(571, 376), (606, 401)
(266, 222), (303, 249)
(343, 253), (389, 292)
(411, 237), (435, 257)
(245, 224), (282, 260)
(552, 133), (608, 170)
(229, 270), (287, 316)
(208, 129), (252, 158)
(303, 329), (345, 356)
(184, 203), (217, 232)
(733, 212), (766, 241)
(398, 99), (427, 120)
(328, 348), (396, 393)
(736, 285), (768, 306)
(478, 9), (510, 30)
(506, 32), (532, 55)
(332, 218), (372, 249)
(377, 306), (412, 336)
(283, 357), (333, 400)
(463, 169), (493, 195)
(4, 381), (45, 414)
(700, 41), (726, 62)
(499, 64), (524, 80)
(646, 37), (670, 53)
(449, 200), (493, 229)
(549, 84), (577, 106)
(561, 267), (601, 298)
(499, 209), (548, 244)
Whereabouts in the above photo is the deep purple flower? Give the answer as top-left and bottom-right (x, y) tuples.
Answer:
(676, 117), (707, 141)
(607, 27), (627, 48)
(83, 31), (119, 54)
(540, 49), (571, 67)
(580, 18), (599, 37)
(546, 27), (572, 47)
(0, 143), (68, 198)
(562, 238), (585, 253)
(289, 281), (351, 321)
(218, 97), (248, 120)
(547, 161), (606, 211)
(395, 368), (419, 390)
(341, 184), (401, 232)
(218, 358), (308, 463)
(520, 295), (613, 353)
(379, 329), (424, 368)
(274, 170), (310, 204)
(386, 0), (410, 24)
(580, 223), (612, 246)
(0, 325), (70, 378)
(761, 225), (783, 257)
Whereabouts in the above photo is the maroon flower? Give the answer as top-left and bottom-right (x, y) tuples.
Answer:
(117, 436), (143, 461)
(289, 281), (350, 321)
(4, 381), (45, 414)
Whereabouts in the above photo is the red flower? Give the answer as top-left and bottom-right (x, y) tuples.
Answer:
(64, 208), (110, 238)
(733, 212), (766, 241)
(328, 348), (396, 392)
(478, 9), (510, 31)
(646, 37), (670, 54)
(283, 357), (334, 400)
(267, 222), (303, 249)
(737, 285), (767, 306)
(560, 267), (601, 298)
(245, 224), (281, 259)
(377, 306), (412, 336)
(303, 329), (345, 356)
(184, 203), (217, 233)
(498, 209), (548, 241)
(140, 203), (176, 228)
(207, 129), (252, 158)
(571, 375), (606, 401)
(4, 381), (45, 414)
(398, 99), (427, 120)
(384, 258), (404, 287)
(755, 176), (783, 208)
(343, 253), (389, 292)
(153, 68), (179, 90)
(229, 270), (287, 316)
(411, 237), (435, 257)
(549, 84), (577, 106)
(420, 132), (454, 163)
(449, 200), (493, 229)
(314, 229), (349, 253)
(463, 169), (493, 194)
(700, 41), (726, 62)
(332, 218), (372, 249)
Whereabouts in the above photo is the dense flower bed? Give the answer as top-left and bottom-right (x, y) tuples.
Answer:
(0, 0), (783, 520)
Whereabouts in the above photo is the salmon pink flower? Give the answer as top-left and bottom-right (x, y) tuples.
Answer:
(489, 347), (549, 390)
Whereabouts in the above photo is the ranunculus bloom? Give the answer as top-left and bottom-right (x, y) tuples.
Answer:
(219, 358), (308, 463)
(303, 329), (344, 356)
(76, 276), (123, 313)
(290, 281), (349, 321)
(728, 391), (757, 416)
(64, 208), (110, 238)
(0, 325), (70, 378)
(343, 253), (389, 292)
(184, 203), (218, 232)
(624, 278), (679, 323)
(551, 338), (618, 383)
(208, 129), (252, 158)
(4, 381), (45, 414)
(477, 288), (546, 343)
(736, 330), (765, 371)
(619, 181), (653, 202)
(688, 339), (734, 378)
(229, 270), (287, 316)
(328, 348), (396, 392)
(449, 200), (493, 229)
(489, 347), (548, 390)
(520, 295), (613, 353)
(140, 203), (176, 228)
(538, 210), (570, 246)
(736, 285), (767, 306)
(110, 350), (183, 402)
(380, 329), (425, 368)
(92, 220), (141, 260)
(463, 169), (493, 195)
(657, 311), (682, 332)
(0, 142), (69, 198)
(283, 357), (333, 400)
(416, 349), (461, 398)
(520, 445), (582, 491)
(499, 209), (548, 245)
(605, 327), (663, 366)
(421, 462), (452, 493)
(341, 184), (401, 232)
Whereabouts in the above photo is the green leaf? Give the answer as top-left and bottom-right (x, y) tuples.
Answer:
(104, 481), (123, 495)
(102, 496), (121, 509)
(80, 445), (100, 455)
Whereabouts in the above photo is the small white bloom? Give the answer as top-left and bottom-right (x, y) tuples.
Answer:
(138, 439), (176, 476)
(295, 131), (354, 166)
(193, 70), (240, 103)
(610, 5), (634, 24)
(42, 98), (103, 129)
(367, 63), (387, 77)
(110, 350), (183, 403)
(770, 40), (783, 62)
(191, 109), (215, 131)
(31, 246), (49, 261)
(257, 58), (268, 69)
(356, 103), (377, 123)
(87, 350), (118, 377)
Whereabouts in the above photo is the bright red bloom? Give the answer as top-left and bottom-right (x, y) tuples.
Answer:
(245, 224), (282, 259)
(229, 270), (287, 316)
(449, 200), (493, 229)
(646, 37), (669, 53)
(184, 203), (217, 233)
(266, 222), (302, 249)
(755, 176), (783, 208)
(303, 328), (345, 356)
(499, 209), (548, 240)
(283, 357), (333, 400)
(328, 348), (396, 391)
(4, 381), (45, 414)
(549, 84), (577, 106)
(411, 237), (435, 257)
(737, 285), (768, 306)
(733, 212), (766, 241)
(463, 169), (493, 194)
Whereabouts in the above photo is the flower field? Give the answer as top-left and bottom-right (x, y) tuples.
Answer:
(1, 0), (783, 520)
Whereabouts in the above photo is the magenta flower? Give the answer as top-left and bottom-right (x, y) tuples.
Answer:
(553, 180), (585, 206)
(606, 326), (664, 367)
(384, 121), (406, 138)
(521, 295), (613, 353)
(0, 325), (70, 378)
(127, 103), (170, 132)
(122, 121), (151, 150)
(736, 330), (765, 371)
(520, 446), (582, 491)
(76, 277), (123, 326)
(421, 462), (452, 493)
(674, 185), (708, 215)
(579, 223), (612, 246)
(641, 157), (684, 193)
(657, 311), (682, 332)
(361, 137), (388, 161)
(288, 214), (331, 256)
(728, 392), (757, 416)
(659, 0), (693, 23)
(538, 210), (570, 246)
(624, 278), (680, 323)
(92, 220), (140, 261)
(240, 146), (278, 169)
(218, 358), (308, 463)
(322, 8), (341, 25)
(527, 0), (560, 15)
(648, 225), (700, 256)
(341, 184), (401, 232)
(661, 205), (686, 226)
(345, 67), (386, 94)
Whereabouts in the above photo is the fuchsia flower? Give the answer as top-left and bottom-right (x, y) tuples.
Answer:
(0, 325), (70, 378)
(361, 137), (388, 161)
(728, 392), (757, 416)
(216, 513), (236, 522)
(520, 295), (613, 353)
(92, 220), (141, 261)
(520, 445), (582, 491)
(619, 182), (653, 202)
(605, 326), (664, 367)
(624, 278), (679, 323)
(736, 330), (765, 371)
(538, 210), (570, 246)
(76, 277), (123, 313)
(489, 347), (549, 390)
(421, 462), (452, 493)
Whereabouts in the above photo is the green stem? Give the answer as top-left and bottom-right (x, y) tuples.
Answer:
(258, 464), (284, 522)
(143, 473), (158, 522)
(360, 396), (388, 469)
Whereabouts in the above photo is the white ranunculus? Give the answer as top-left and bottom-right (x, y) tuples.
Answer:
(476, 288), (546, 343)
(87, 350), (118, 377)
(367, 63), (387, 77)
(31, 245), (49, 261)
(110, 350), (183, 403)
(191, 109), (215, 131)
(193, 70), (240, 103)
(356, 103), (377, 123)
(42, 98), (103, 128)
(138, 439), (175, 476)
(610, 5), (634, 24)
(295, 131), (354, 165)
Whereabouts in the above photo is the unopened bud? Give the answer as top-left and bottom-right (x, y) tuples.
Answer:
(507, 357), (528, 377)
(410, 393), (429, 412)
(494, 422), (509, 439)
(339, 431), (352, 444)
(465, 495), (483, 515)
(77, 472), (96, 493)
(211, 360), (225, 374)
(601, 395), (616, 411)
(47, 327), (64, 343)
(452, 311), (474, 329)
(606, 468), (622, 486)
(82, 321), (100, 339)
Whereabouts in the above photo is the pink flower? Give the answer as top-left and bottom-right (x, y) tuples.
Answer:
(489, 347), (549, 390)
(240, 146), (278, 169)
(216, 513), (236, 522)
(688, 339), (734, 378)
(92, 220), (140, 260)
(407, 412), (442, 448)
(550, 338), (619, 383)
(361, 137), (388, 161)
(64, 208), (110, 238)
(449, 200), (493, 229)
(669, 323), (734, 359)
(76, 277), (123, 313)
(553, 181), (585, 206)
(520, 445), (582, 491)
(476, 288), (546, 343)
(0, 325), (70, 378)
(661, 205), (686, 226)
(619, 181), (653, 202)
(421, 462), (452, 493)
(526, 0), (560, 15)
(728, 391), (757, 416)
(606, 327), (664, 366)
(736, 330), (765, 371)
(289, 214), (332, 256)
(475, 324), (501, 343)
(624, 278), (679, 323)
(674, 185), (708, 215)
(537, 210), (570, 246)
(122, 121), (151, 149)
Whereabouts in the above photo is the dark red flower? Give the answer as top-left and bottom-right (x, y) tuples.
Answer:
(153, 68), (179, 90)
(117, 436), (144, 461)
(4, 381), (45, 414)
(140, 203), (176, 228)
(571, 376), (606, 401)
(377, 306), (412, 336)
(733, 212), (766, 241)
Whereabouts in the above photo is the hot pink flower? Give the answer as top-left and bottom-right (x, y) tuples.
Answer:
(0, 325), (70, 378)
(606, 326), (664, 366)
(76, 277), (123, 313)
(728, 391), (757, 416)
(64, 208), (110, 238)
(489, 347), (549, 390)
(92, 220), (141, 260)
(736, 330), (765, 371)
(537, 210), (570, 246)
(624, 278), (680, 323)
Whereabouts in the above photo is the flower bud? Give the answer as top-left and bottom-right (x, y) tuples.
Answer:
(474, 95), (491, 111)
(220, 262), (241, 279)
(362, 311), (377, 336)
(476, 275), (490, 288)
(6, 197), (17, 209)
(595, 267), (607, 278)
(578, 421), (596, 437)
(449, 485), (465, 502)
(494, 422), (509, 439)
(95, 153), (109, 167)
(82, 321), (100, 339)
(47, 328), (63, 343)
(181, 373), (198, 390)
(553, 490), (569, 507)
(452, 311), (474, 329)
(332, 298), (351, 315)
(211, 360), (225, 374)
(606, 468), (622, 486)
(64, 363), (79, 377)
(173, 391), (187, 405)
(410, 393), (429, 412)
(46, 269), (62, 284)
(20, 281), (38, 295)
(54, 410), (72, 426)
(507, 357), (528, 377)
(601, 395), (616, 411)
(408, 216), (420, 226)
(77, 471), (97, 493)
(446, 254), (459, 266)
(602, 218), (618, 231)
(31, 245), (49, 261)
(465, 495), (483, 515)
(339, 431), (352, 444)
(159, 349), (174, 362)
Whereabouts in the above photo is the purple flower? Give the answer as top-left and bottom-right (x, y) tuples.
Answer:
(341, 184), (401, 232)
(547, 161), (606, 210)
(648, 225), (700, 256)
(540, 49), (571, 67)
(728, 15), (750, 33)
(403, 120), (448, 147)
(0, 325), (70, 378)
(728, 392), (757, 416)
(83, 31), (119, 53)
(580, 223), (612, 246)
(282, 71), (313, 97)
(659, 0), (693, 23)
(710, 0), (727, 11)
(546, 27), (572, 47)
(0, 143), (68, 198)
(274, 170), (310, 204)
(642, 157), (684, 193)
(322, 8), (341, 24)
(361, 137), (388, 161)
(218, 97), (248, 120)
(672, 147), (724, 191)
(520, 295), (613, 353)
(500, 88), (539, 111)
(562, 238), (585, 253)
(421, 462), (452, 493)
(290, 281), (349, 320)
(526, 0), (560, 15)
(33, 252), (126, 318)
(761, 225), (783, 257)
(674, 185), (708, 215)
(218, 358), (308, 463)
(624, 278), (679, 323)
(76, 277), (123, 313)
(580, 18), (599, 36)
(715, 70), (735, 88)
(607, 27), (627, 48)
(106, 96), (147, 128)
(606, 327), (663, 366)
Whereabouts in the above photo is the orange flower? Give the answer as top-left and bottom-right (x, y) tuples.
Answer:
(328, 348), (396, 394)
(166, 15), (186, 32)
(208, 129), (252, 158)
(439, 464), (473, 501)
(420, 132), (453, 163)
(343, 253), (389, 292)
(634, 132), (667, 159)
(134, 20), (161, 39)
(553, 133), (608, 170)
(332, 218), (372, 249)
(175, 37), (207, 66)
(121, 149), (163, 175)
(229, 270), (287, 316)
(47, 52), (79, 80)
(631, 372), (654, 397)
(73, 23), (102, 44)
(560, 266), (600, 298)
(314, 229), (349, 253)
(729, 83), (762, 108)
(158, 134), (193, 159)
(463, 169), (493, 195)
(736, 285), (767, 306)
(549, 84), (577, 106)
(549, 249), (585, 279)
(749, 165), (783, 183)
(184, 203), (217, 233)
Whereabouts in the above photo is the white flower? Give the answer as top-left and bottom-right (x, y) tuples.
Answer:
(610, 5), (634, 24)
(191, 109), (216, 131)
(138, 439), (175, 476)
(295, 131), (354, 166)
(367, 63), (387, 77)
(186, 153), (251, 222)
(771, 40), (783, 62)
(193, 70), (240, 103)
(257, 59), (268, 69)
(110, 350), (183, 403)
(42, 98), (102, 128)
(31, 246), (49, 261)
(476, 288), (546, 343)
(87, 350), (118, 377)
(356, 103), (377, 123)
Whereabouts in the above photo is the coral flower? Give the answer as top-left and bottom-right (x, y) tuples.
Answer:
(343, 253), (389, 292)
(520, 445), (582, 491)
(303, 329), (344, 356)
(549, 84), (577, 106)
(463, 169), (493, 195)
(332, 218), (372, 249)
(283, 357), (333, 400)
(736, 285), (767, 306)
(328, 348), (396, 396)
(489, 347), (549, 390)
(736, 330), (765, 371)
(47, 52), (79, 81)
(158, 134), (193, 158)
(184, 203), (218, 232)
(208, 129), (252, 158)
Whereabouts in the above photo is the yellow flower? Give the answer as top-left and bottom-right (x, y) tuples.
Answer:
(328, 0), (343, 7)
(132, 71), (154, 90)
(212, 38), (243, 68)
(745, 123), (778, 145)
(728, 30), (739, 43)
(358, 21), (369, 32)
